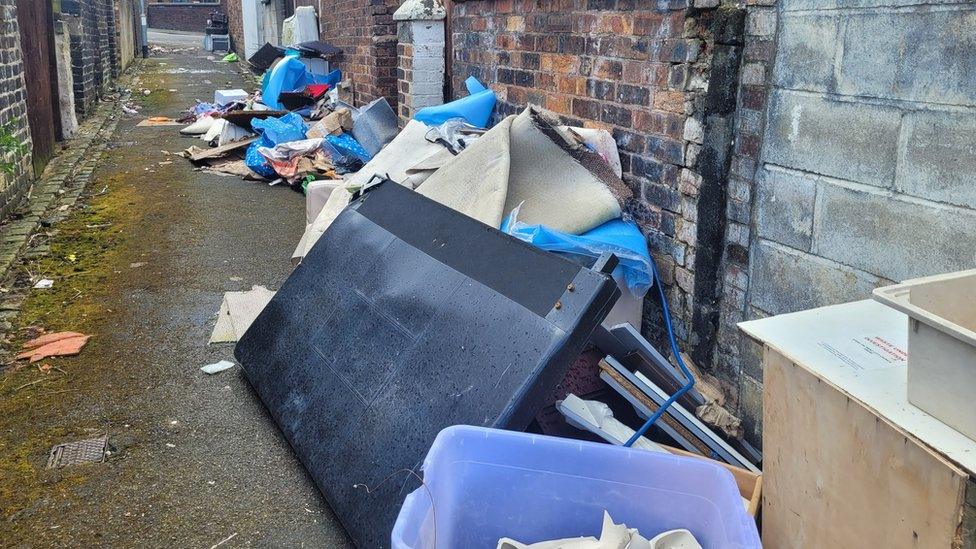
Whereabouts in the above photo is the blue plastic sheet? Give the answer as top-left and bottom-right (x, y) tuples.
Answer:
(262, 52), (342, 110)
(503, 216), (653, 296)
(414, 76), (497, 129)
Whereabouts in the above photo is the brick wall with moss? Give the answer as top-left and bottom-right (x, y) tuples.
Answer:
(0, 0), (34, 221)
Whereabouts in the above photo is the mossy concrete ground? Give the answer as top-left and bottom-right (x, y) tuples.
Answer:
(0, 36), (349, 547)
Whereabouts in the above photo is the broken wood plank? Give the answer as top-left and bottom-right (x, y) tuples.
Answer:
(182, 137), (258, 163)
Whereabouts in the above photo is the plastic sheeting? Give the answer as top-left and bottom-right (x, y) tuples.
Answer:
(246, 112), (308, 178)
(252, 112), (307, 144)
(503, 216), (652, 296)
(325, 133), (370, 162)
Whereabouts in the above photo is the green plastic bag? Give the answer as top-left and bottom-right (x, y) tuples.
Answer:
(221, 52), (239, 63)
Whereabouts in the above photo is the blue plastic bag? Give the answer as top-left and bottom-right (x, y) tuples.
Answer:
(245, 136), (277, 179)
(251, 112), (307, 145)
(246, 112), (309, 178)
(414, 76), (497, 129)
(326, 133), (371, 162)
(503, 215), (653, 296)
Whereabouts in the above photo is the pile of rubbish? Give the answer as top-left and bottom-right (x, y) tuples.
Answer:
(187, 39), (761, 548)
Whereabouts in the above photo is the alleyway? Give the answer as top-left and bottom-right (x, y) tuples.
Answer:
(0, 38), (349, 547)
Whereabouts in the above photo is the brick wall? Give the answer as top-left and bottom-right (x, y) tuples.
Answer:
(294, 0), (399, 107)
(68, 3), (98, 117)
(711, 1), (776, 445)
(224, 0), (243, 53)
(0, 0), (33, 220)
(449, 0), (746, 381)
(147, 1), (224, 32)
(724, 0), (976, 444)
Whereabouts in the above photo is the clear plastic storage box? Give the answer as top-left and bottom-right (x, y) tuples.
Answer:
(391, 426), (761, 548)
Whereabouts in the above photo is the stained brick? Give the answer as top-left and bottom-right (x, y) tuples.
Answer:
(616, 83), (650, 106)
(585, 79), (616, 100)
(572, 97), (601, 119)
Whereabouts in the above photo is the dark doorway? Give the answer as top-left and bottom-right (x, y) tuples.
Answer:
(16, 0), (62, 175)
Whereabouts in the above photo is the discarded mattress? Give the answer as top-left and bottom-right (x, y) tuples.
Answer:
(415, 106), (632, 234)
(235, 180), (620, 548)
(281, 5), (319, 46)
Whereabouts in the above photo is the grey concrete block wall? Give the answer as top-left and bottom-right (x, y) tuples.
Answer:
(813, 184), (976, 282)
(763, 91), (901, 187)
(897, 111), (976, 210)
(750, 1), (976, 307)
(712, 0), (976, 447)
(755, 166), (815, 250)
(836, 10), (976, 105)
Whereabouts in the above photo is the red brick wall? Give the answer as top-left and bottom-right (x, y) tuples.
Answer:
(451, 0), (711, 341)
(224, 0), (244, 54)
(292, 0), (399, 107)
(448, 0), (761, 444)
(147, 1), (226, 33)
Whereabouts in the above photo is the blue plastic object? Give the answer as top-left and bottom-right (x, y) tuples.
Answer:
(262, 55), (307, 110)
(392, 426), (761, 549)
(623, 255), (696, 447)
(245, 112), (309, 178)
(244, 137), (277, 179)
(503, 218), (652, 296)
(325, 132), (371, 162)
(464, 75), (487, 93)
(414, 76), (497, 128)
(251, 112), (307, 145)
(262, 52), (342, 110)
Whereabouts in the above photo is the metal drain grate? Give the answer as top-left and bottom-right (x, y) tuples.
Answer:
(47, 435), (107, 469)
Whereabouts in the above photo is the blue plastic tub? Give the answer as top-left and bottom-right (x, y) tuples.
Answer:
(391, 426), (760, 549)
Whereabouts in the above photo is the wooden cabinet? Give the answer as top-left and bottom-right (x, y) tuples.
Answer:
(740, 300), (976, 548)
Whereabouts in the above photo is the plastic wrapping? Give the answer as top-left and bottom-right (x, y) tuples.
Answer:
(262, 52), (342, 110)
(245, 138), (278, 179)
(503, 212), (652, 296)
(246, 113), (309, 178)
(424, 117), (485, 154)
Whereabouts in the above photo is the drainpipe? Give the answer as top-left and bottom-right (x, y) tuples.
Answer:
(139, 0), (149, 58)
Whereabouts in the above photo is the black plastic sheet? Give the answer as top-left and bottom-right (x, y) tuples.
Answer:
(236, 181), (619, 548)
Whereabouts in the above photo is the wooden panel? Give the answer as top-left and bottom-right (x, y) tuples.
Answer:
(16, 0), (60, 174)
(762, 346), (968, 548)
